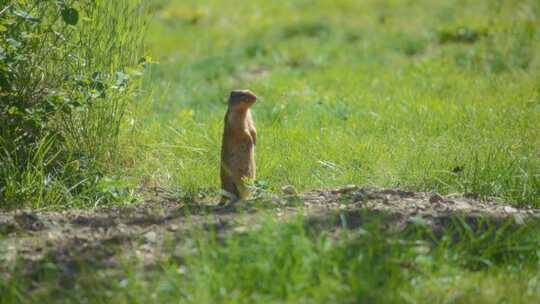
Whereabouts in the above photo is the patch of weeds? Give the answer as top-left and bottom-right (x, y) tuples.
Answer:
(391, 33), (427, 56)
(245, 40), (270, 58)
(486, 25), (536, 73)
(437, 26), (488, 44)
(280, 196), (304, 207)
(248, 179), (274, 200)
(157, 7), (206, 26)
(345, 29), (362, 43)
(281, 21), (331, 39)
(95, 176), (138, 207)
(453, 49), (478, 68)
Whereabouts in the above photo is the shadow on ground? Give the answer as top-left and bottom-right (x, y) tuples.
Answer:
(1, 186), (539, 288)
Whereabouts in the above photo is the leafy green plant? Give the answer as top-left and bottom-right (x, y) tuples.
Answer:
(437, 26), (488, 44)
(0, 0), (147, 209)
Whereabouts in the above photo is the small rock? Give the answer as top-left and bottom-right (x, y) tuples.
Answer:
(352, 188), (374, 202)
(117, 223), (128, 233)
(177, 266), (187, 275)
(454, 200), (471, 210)
(281, 185), (297, 195)
(409, 216), (428, 227)
(433, 202), (448, 211)
(0, 221), (17, 234)
(464, 192), (479, 199)
(513, 214), (525, 225)
(144, 231), (158, 243)
(47, 231), (62, 242)
(503, 206), (517, 213)
(331, 185), (358, 194)
(14, 211), (44, 231)
(119, 279), (128, 288)
(233, 226), (248, 233)
(413, 245), (431, 254)
(429, 193), (444, 204)
(167, 224), (180, 232)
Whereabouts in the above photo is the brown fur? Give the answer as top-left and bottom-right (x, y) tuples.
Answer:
(220, 90), (257, 205)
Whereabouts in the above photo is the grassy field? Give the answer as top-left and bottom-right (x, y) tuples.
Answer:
(123, 0), (540, 206)
(2, 0), (540, 303)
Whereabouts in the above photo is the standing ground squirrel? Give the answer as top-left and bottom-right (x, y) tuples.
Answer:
(219, 89), (257, 205)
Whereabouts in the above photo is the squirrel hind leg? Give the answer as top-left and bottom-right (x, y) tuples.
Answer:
(219, 188), (239, 206)
(219, 174), (239, 205)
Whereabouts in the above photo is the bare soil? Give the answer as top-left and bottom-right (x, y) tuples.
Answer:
(1, 186), (539, 286)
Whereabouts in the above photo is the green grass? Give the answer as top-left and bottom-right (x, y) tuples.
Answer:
(0, 0), (146, 209)
(122, 0), (540, 206)
(2, 0), (540, 303)
(2, 215), (540, 303)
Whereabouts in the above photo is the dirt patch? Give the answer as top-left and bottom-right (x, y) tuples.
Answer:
(1, 186), (539, 284)
(300, 186), (537, 226)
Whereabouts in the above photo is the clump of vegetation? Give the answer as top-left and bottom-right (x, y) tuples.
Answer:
(2, 215), (540, 303)
(0, 0), (147, 209)
(281, 21), (331, 39)
(437, 26), (488, 44)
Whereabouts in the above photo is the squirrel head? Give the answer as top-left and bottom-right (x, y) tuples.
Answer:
(228, 89), (257, 110)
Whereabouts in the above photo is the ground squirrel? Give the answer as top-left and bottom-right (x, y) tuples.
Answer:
(219, 89), (257, 205)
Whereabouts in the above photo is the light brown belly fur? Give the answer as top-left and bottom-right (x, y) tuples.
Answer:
(220, 132), (255, 202)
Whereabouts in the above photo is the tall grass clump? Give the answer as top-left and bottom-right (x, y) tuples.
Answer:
(0, 0), (147, 209)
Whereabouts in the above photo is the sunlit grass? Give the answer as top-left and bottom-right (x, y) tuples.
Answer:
(2, 0), (539, 303)
(123, 0), (539, 205)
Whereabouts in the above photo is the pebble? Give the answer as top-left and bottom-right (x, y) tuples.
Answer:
(503, 206), (517, 213)
(144, 231), (157, 243)
(513, 214), (525, 225)
(331, 185), (358, 194)
(281, 185), (297, 195)
(429, 193), (444, 204)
